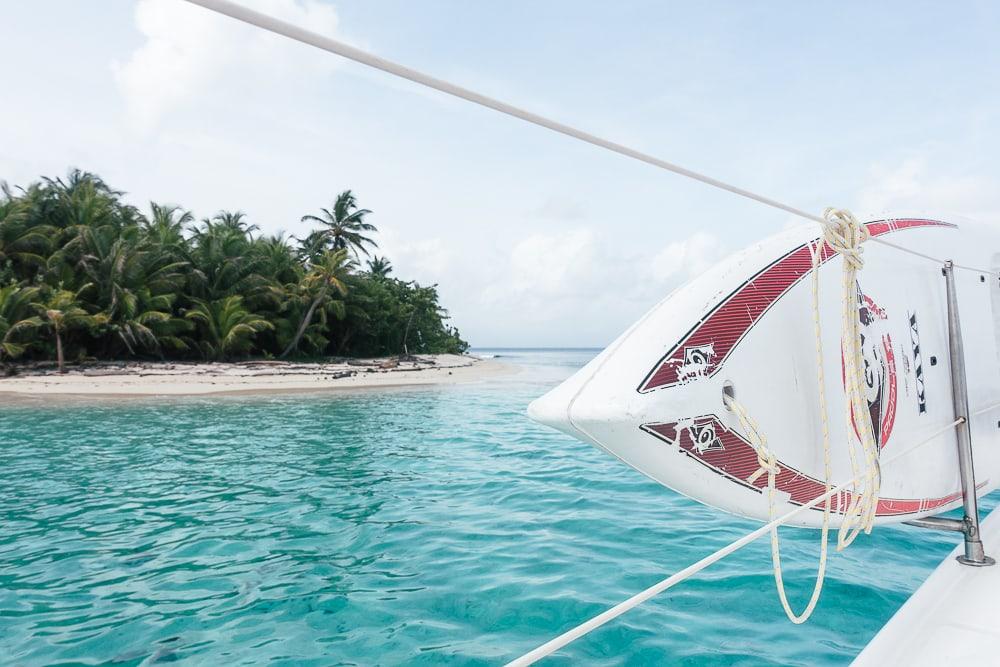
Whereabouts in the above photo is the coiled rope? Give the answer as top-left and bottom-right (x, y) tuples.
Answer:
(719, 207), (879, 625)
(823, 209), (881, 547)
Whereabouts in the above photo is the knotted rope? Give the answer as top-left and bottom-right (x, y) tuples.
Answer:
(821, 207), (870, 270)
(821, 208), (881, 549)
(721, 208), (881, 624)
(724, 389), (831, 624)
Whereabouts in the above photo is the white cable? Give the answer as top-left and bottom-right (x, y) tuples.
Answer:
(183, 0), (999, 277)
(505, 402), (1000, 667)
(870, 237), (994, 276)
(182, 0), (824, 224)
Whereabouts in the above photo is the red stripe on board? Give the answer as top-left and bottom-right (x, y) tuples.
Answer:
(641, 414), (972, 517)
(638, 219), (955, 393)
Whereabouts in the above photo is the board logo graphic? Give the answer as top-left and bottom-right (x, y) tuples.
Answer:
(687, 421), (723, 453)
(908, 312), (927, 414)
(675, 344), (716, 382)
(851, 285), (898, 450)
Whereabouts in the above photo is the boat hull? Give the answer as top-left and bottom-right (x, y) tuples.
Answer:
(529, 220), (1000, 527)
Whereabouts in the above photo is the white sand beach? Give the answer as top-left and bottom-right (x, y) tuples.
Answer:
(0, 354), (510, 398)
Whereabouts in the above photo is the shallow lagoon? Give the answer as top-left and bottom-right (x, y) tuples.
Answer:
(1, 349), (992, 665)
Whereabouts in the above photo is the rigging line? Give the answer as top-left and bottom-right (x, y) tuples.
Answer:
(182, 0), (999, 276)
(506, 397), (1000, 667)
(181, 0), (824, 225)
(870, 236), (997, 276)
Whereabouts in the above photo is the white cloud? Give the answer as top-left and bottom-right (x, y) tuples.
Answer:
(647, 231), (724, 284)
(469, 226), (726, 344)
(534, 197), (585, 221)
(491, 227), (723, 303)
(507, 228), (599, 297)
(375, 228), (453, 282)
(857, 156), (1000, 225)
(114, 0), (341, 130)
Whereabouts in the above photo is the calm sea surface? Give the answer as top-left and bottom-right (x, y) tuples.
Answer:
(1, 349), (994, 666)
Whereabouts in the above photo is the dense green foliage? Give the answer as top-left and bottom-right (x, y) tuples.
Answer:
(0, 170), (468, 367)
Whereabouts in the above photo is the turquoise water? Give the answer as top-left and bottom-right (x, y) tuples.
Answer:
(1, 349), (995, 666)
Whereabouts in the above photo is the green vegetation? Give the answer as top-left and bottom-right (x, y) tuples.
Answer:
(0, 169), (468, 369)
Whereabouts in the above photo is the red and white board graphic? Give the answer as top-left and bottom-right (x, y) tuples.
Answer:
(530, 219), (1000, 527)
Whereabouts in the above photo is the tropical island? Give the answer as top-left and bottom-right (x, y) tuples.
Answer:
(0, 169), (500, 396)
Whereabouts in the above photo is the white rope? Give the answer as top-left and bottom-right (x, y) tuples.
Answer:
(181, 0), (821, 225)
(716, 209), (874, 626)
(183, 0), (999, 277)
(725, 392), (832, 624)
(821, 208), (882, 548)
(505, 402), (1000, 666)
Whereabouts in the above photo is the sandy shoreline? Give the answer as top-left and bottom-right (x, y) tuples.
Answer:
(0, 354), (511, 398)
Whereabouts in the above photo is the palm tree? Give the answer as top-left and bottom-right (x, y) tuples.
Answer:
(185, 296), (273, 360)
(280, 249), (352, 358)
(252, 233), (302, 286)
(67, 226), (189, 356)
(142, 203), (192, 254)
(366, 255), (392, 279)
(208, 210), (258, 236)
(0, 185), (52, 277)
(44, 169), (118, 199)
(0, 284), (43, 361)
(35, 288), (105, 372)
(0, 169), (470, 361)
(45, 169), (122, 236)
(300, 190), (377, 259)
(188, 218), (268, 301)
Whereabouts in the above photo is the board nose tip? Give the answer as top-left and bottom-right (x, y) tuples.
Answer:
(527, 388), (567, 429)
(527, 384), (590, 442)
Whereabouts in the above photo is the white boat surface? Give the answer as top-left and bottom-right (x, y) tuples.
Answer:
(530, 219), (1000, 528)
(851, 507), (1000, 666)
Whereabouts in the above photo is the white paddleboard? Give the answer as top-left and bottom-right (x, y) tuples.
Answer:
(530, 219), (1000, 527)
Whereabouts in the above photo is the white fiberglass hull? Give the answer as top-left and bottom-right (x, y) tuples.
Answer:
(530, 220), (1000, 527)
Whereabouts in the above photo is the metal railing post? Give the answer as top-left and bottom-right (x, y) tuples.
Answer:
(942, 260), (994, 566)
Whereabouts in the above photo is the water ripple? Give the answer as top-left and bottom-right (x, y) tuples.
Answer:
(0, 350), (992, 665)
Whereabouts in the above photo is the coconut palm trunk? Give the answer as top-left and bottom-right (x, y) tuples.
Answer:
(45, 309), (67, 373)
(54, 324), (64, 374)
(281, 285), (327, 359)
(402, 307), (416, 356)
(280, 249), (351, 359)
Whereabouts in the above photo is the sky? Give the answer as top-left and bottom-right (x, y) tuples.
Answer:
(3, 1), (1000, 347)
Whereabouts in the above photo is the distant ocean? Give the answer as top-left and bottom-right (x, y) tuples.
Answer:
(1, 348), (993, 665)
